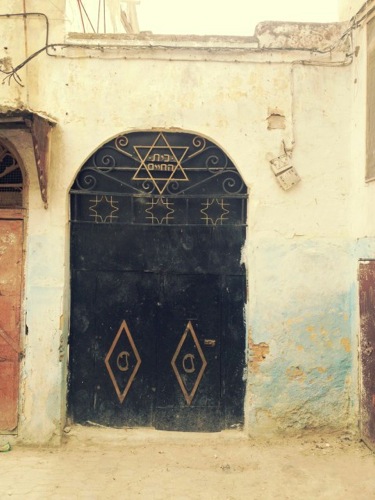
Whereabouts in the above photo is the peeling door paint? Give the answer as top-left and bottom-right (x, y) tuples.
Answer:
(359, 260), (375, 451)
(0, 219), (23, 432)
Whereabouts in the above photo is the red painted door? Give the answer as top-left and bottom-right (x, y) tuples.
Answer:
(0, 219), (23, 431)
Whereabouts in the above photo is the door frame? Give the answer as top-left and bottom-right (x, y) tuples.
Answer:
(68, 129), (248, 430)
(0, 138), (27, 435)
(359, 260), (375, 451)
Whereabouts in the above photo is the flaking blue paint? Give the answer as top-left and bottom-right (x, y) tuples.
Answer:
(247, 239), (354, 432)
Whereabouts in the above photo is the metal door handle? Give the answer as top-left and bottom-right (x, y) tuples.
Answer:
(204, 339), (216, 347)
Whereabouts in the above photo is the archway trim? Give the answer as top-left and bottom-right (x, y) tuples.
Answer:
(70, 130), (247, 227)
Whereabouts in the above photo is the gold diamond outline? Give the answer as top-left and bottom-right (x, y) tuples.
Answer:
(171, 321), (207, 406)
(104, 320), (141, 404)
(132, 132), (189, 195)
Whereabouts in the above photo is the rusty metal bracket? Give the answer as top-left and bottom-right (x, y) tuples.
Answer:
(0, 108), (56, 208)
(29, 114), (53, 208)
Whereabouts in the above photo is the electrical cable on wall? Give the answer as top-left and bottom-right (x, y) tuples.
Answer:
(0, 8), (363, 87)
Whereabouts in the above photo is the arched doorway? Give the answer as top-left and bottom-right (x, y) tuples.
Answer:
(69, 130), (247, 431)
(0, 141), (25, 432)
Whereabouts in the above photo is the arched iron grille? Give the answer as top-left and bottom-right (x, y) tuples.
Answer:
(70, 131), (247, 226)
(0, 143), (23, 208)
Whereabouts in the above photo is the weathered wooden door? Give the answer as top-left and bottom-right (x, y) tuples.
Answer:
(155, 273), (222, 430)
(359, 260), (375, 450)
(69, 131), (247, 431)
(0, 219), (23, 431)
(70, 270), (224, 430)
(70, 269), (159, 427)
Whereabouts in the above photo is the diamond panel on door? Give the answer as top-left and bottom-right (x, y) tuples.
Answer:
(70, 270), (159, 428)
(155, 274), (222, 432)
(104, 320), (142, 404)
(171, 321), (207, 406)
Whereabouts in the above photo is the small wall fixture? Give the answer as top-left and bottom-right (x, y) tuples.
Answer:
(270, 152), (300, 191)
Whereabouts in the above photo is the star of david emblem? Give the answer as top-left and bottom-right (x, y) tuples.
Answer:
(132, 132), (189, 195)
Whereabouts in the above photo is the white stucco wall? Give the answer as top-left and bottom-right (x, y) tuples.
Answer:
(0, 0), (366, 443)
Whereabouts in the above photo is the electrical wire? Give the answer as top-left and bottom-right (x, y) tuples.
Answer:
(0, 9), (361, 87)
(77, 0), (96, 33)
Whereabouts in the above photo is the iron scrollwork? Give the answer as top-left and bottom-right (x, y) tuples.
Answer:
(70, 131), (247, 226)
(0, 144), (23, 208)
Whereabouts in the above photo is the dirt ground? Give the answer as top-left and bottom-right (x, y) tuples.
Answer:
(1, 426), (375, 499)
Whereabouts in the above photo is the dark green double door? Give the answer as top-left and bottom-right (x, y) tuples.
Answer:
(69, 225), (246, 431)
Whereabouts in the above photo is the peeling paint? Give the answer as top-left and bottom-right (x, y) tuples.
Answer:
(0, 57), (12, 73)
(286, 366), (305, 381)
(267, 108), (286, 130)
(248, 338), (270, 373)
(255, 21), (350, 51)
(341, 337), (351, 353)
(0, 0), (361, 444)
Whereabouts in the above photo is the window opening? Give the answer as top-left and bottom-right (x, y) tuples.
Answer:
(0, 144), (23, 208)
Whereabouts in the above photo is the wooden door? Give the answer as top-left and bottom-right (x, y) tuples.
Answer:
(155, 273), (222, 431)
(359, 260), (375, 450)
(69, 130), (247, 431)
(70, 222), (246, 431)
(0, 219), (23, 431)
(69, 268), (226, 431)
(69, 270), (159, 427)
